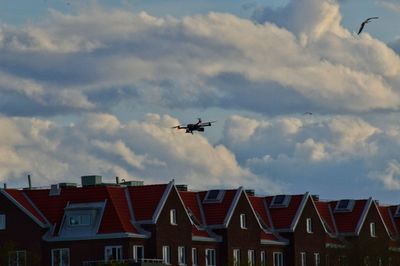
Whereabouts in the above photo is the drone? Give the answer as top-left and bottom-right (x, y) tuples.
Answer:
(172, 118), (216, 134)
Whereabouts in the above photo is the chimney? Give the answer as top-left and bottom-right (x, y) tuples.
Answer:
(116, 176), (120, 185)
(312, 194), (320, 201)
(28, 174), (32, 189)
(49, 184), (61, 196)
(245, 189), (255, 196)
(81, 175), (102, 186)
(3, 183), (6, 189)
(176, 184), (188, 191)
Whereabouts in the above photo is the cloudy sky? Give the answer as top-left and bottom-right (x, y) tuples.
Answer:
(1, 0), (400, 203)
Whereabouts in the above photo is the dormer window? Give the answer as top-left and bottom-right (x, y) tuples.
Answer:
(270, 195), (291, 208)
(69, 214), (91, 226)
(170, 209), (177, 225)
(306, 218), (313, 233)
(203, 190), (225, 203)
(240, 214), (247, 229)
(334, 200), (355, 213)
(370, 222), (376, 237)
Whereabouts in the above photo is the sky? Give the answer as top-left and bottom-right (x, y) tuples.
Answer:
(1, 0), (400, 203)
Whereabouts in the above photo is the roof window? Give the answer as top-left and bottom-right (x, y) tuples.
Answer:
(334, 199), (355, 213)
(270, 195), (291, 208)
(203, 190), (225, 203)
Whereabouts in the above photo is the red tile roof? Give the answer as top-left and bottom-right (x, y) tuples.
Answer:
(24, 186), (139, 235)
(179, 191), (204, 225)
(329, 200), (368, 234)
(378, 205), (397, 239)
(199, 189), (238, 226)
(260, 230), (280, 242)
(127, 184), (168, 222)
(4, 189), (47, 225)
(248, 196), (271, 228)
(265, 194), (305, 230)
(192, 225), (212, 238)
(314, 201), (337, 235)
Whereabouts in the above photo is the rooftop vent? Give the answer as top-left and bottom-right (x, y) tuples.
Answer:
(245, 189), (255, 196)
(334, 199), (355, 213)
(81, 175), (102, 187)
(203, 190), (225, 203)
(49, 184), (61, 196)
(59, 183), (77, 188)
(312, 195), (320, 201)
(270, 195), (291, 208)
(176, 184), (188, 191)
(120, 180), (144, 187)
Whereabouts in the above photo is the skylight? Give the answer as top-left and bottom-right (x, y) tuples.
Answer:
(270, 195), (291, 208)
(334, 199), (355, 213)
(203, 190), (225, 203)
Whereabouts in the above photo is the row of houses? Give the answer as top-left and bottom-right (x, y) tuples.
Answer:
(0, 175), (399, 266)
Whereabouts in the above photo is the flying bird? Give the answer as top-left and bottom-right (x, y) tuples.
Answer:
(357, 17), (379, 35)
(303, 112), (313, 115)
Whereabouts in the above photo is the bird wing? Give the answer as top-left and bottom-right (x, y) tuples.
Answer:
(367, 17), (379, 21)
(357, 22), (365, 34)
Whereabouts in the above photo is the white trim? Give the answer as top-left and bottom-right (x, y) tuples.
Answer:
(374, 202), (394, 239)
(104, 245), (123, 262)
(124, 187), (136, 222)
(306, 218), (313, 234)
(290, 192), (309, 232)
(152, 181), (174, 223)
(260, 239), (289, 246)
(243, 193), (265, 230)
(370, 222), (376, 237)
(133, 245), (144, 262)
(51, 248), (70, 266)
(170, 209), (177, 225)
(174, 185), (199, 226)
(178, 246), (187, 266)
(162, 245), (171, 265)
(240, 214), (247, 229)
(43, 232), (148, 241)
(197, 193), (207, 226)
(192, 235), (220, 242)
(205, 249), (216, 266)
(355, 198), (372, 236)
(0, 189), (47, 228)
(328, 202), (339, 235)
(310, 197), (335, 237)
(273, 252), (283, 266)
(192, 248), (198, 266)
(22, 191), (51, 225)
(263, 198), (275, 229)
(223, 187), (243, 227)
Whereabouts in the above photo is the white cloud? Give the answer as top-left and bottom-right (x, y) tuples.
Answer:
(370, 160), (400, 190)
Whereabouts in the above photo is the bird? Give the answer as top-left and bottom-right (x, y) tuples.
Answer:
(303, 112), (313, 115)
(357, 17), (379, 35)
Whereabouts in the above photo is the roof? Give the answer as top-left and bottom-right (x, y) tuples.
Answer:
(179, 191), (204, 225)
(265, 194), (306, 231)
(329, 199), (369, 235)
(248, 196), (272, 228)
(314, 200), (337, 235)
(24, 186), (139, 235)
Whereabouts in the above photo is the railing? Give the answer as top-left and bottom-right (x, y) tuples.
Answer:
(82, 258), (165, 266)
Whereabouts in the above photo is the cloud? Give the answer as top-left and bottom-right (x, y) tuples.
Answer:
(0, 2), (400, 117)
(379, 0), (400, 13)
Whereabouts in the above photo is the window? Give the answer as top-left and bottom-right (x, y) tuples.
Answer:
(163, 246), (171, 265)
(133, 245), (144, 262)
(240, 214), (247, 229)
(0, 214), (5, 230)
(301, 252), (307, 266)
(68, 214), (91, 226)
(192, 248), (198, 266)
(204, 190), (225, 203)
(248, 250), (255, 266)
(364, 256), (370, 266)
(51, 248), (70, 266)
(233, 249), (240, 266)
(205, 249), (216, 266)
(273, 252), (283, 266)
(178, 246), (186, 265)
(260, 251), (266, 266)
(370, 222), (376, 237)
(105, 246), (122, 262)
(335, 200), (355, 213)
(306, 218), (313, 234)
(270, 195), (291, 208)
(314, 253), (320, 266)
(170, 209), (177, 225)
(378, 257), (383, 266)
(9, 250), (26, 266)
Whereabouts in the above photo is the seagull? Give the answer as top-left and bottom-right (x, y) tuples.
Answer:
(303, 112), (313, 115)
(357, 17), (379, 35)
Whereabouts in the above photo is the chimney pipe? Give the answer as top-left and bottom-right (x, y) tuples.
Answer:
(3, 183), (6, 189)
(28, 174), (32, 189)
(116, 176), (120, 184)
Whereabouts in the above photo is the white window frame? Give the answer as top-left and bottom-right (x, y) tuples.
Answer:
(0, 214), (6, 230)
(273, 252), (283, 266)
(8, 250), (26, 266)
(306, 218), (313, 234)
(314, 253), (320, 266)
(370, 222), (376, 237)
(192, 248), (198, 266)
(178, 246), (186, 265)
(248, 250), (255, 266)
(104, 246), (122, 262)
(205, 249), (216, 266)
(51, 248), (70, 266)
(133, 245), (144, 263)
(301, 252), (306, 266)
(170, 209), (177, 225)
(163, 246), (171, 265)
(240, 214), (247, 229)
(233, 249), (240, 266)
(260, 251), (266, 266)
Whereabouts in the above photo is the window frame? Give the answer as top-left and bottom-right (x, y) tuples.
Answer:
(306, 218), (313, 234)
(68, 214), (91, 226)
(192, 248), (198, 266)
(240, 214), (247, 229)
(273, 252), (283, 266)
(205, 249), (216, 266)
(248, 250), (255, 266)
(170, 209), (177, 225)
(233, 249), (240, 266)
(8, 250), (26, 266)
(370, 222), (376, 237)
(104, 246), (122, 262)
(133, 245), (144, 263)
(162, 246), (171, 265)
(178, 246), (186, 266)
(0, 214), (6, 230)
(51, 248), (70, 266)
(314, 253), (320, 266)
(260, 251), (266, 266)
(300, 252), (307, 266)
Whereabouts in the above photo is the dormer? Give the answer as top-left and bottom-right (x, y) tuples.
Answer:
(270, 195), (291, 208)
(58, 201), (105, 237)
(334, 199), (355, 213)
(203, 190), (225, 203)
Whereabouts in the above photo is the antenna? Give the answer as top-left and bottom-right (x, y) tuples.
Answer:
(28, 174), (32, 189)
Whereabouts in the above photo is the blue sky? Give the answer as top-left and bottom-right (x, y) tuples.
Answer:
(1, 0), (400, 203)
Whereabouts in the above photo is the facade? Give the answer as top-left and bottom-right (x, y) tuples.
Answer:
(1, 176), (400, 266)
